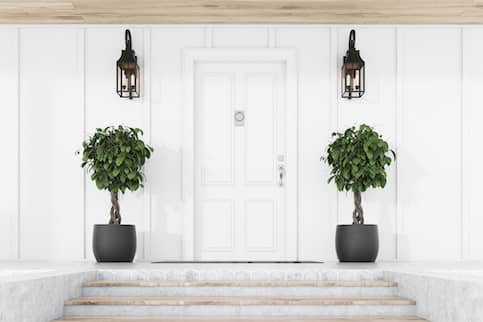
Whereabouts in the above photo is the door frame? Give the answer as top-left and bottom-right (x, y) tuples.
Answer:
(181, 48), (298, 260)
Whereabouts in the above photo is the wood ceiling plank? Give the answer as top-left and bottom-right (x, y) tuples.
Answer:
(0, 0), (480, 23)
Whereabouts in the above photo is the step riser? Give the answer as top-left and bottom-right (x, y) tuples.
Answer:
(55, 319), (428, 322)
(96, 272), (387, 282)
(82, 287), (397, 298)
(64, 305), (417, 317)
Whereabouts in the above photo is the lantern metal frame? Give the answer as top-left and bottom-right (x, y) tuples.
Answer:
(341, 29), (365, 99)
(116, 29), (140, 99)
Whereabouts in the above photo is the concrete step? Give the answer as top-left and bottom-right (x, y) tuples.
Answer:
(83, 281), (398, 287)
(82, 281), (397, 298)
(65, 296), (415, 306)
(63, 296), (417, 317)
(95, 269), (387, 282)
(53, 316), (429, 322)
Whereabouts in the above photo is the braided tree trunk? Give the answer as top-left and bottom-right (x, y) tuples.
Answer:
(109, 191), (121, 224)
(352, 191), (364, 225)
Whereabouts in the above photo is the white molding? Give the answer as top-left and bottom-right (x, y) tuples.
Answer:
(460, 27), (470, 260)
(79, 27), (87, 260)
(395, 27), (404, 261)
(268, 28), (276, 48)
(204, 27), (213, 48)
(392, 26), (399, 260)
(458, 26), (464, 260)
(329, 27), (340, 227)
(182, 48), (299, 260)
(16, 27), (21, 260)
(143, 27), (153, 261)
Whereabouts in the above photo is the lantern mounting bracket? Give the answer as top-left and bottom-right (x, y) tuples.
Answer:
(348, 29), (356, 49)
(125, 29), (132, 50)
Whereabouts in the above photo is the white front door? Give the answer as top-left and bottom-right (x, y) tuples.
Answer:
(194, 62), (292, 261)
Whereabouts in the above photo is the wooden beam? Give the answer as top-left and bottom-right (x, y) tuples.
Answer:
(0, 0), (482, 24)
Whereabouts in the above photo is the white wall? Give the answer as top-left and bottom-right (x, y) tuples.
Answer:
(0, 25), (481, 261)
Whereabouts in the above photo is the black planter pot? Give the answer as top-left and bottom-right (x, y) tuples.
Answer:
(335, 224), (379, 262)
(93, 224), (136, 263)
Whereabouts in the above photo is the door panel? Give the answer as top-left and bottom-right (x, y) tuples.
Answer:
(199, 73), (235, 185)
(200, 200), (235, 251)
(244, 73), (278, 185)
(195, 62), (288, 261)
(245, 200), (277, 250)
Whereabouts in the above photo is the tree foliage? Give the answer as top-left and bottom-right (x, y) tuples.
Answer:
(81, 126), (154, 194)
(324, 124), (395, 193)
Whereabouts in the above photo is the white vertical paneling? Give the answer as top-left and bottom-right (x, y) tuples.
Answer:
(336, 27), (398, 261)
(462, 27), (483, 260)
(276, 27), (333, 261)
(149, 27), (205, 260)
(19, 28), (84, 260)
(0, 24), (480, 262)
(0, 28), (18, 260)
(84, 27), (147, 260)
(213, 27), (269, 47)
(397, 27), (461, 260)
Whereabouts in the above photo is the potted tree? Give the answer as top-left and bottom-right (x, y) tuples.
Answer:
(81, 125), (153, 262)
(323, 124), (394, 262)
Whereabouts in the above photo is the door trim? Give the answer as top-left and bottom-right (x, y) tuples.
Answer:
(182, 49), (298, 260)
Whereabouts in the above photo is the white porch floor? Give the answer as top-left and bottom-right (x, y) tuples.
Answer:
(1, 261), (483, 322)
(2, 261), (483, 283)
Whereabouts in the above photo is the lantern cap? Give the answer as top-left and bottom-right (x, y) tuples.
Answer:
(343, 29), (365, 69)
(117, 49), (137, 67)
(117, 29), (138, 68)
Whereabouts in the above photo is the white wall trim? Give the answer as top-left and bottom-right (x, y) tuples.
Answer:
(182, 48), (298, 260)
(204, 27), (213, 48)
(393, 27), (399, 260)
(143, 27), (153, 261)
(458, 27), (465, 260)
(395, 27), (404, 261)
(79, 28), (87, 260)
(15, 27), (21, 260)
(329, 27), (340, 226)
(461, 28), (469, 260)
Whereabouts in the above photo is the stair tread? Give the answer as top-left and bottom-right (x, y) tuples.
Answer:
(83, 281), (398, 288)
(65, 296), (416, 306)
(52, 316), (429, 322)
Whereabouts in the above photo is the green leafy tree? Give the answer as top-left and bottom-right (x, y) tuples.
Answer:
(323, 124), (395, 224)
(81, 126), (154, 224)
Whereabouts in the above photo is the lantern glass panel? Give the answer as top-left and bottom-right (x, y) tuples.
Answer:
(117, 64), (140, 99)
(342, 65), (365, 99)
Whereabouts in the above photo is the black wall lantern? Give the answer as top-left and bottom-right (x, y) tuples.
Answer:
(116, 29), (140, 99)
(341, 30), (365, 99)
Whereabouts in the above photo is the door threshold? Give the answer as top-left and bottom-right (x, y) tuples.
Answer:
(151, 261), (324, 264)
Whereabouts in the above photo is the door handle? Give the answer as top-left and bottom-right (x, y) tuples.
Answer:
(278, 165), (286, 187)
